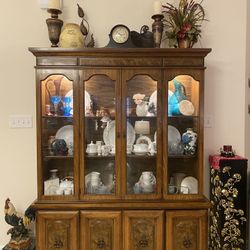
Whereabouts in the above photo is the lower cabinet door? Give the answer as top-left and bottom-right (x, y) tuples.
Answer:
(166, 210), (208, 250)
(80, 211), (122, 250)
(36, 211), (79, 250)
(123, 210), (164, 250)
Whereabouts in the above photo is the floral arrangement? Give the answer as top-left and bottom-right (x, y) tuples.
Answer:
(162, 0), (207, 48)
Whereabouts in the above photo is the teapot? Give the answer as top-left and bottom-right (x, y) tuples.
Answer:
(85, 172), (101, 188)
(86, 141), (97, 155)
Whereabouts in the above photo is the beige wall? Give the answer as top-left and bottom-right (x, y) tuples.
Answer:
(0, 0), (248, 245)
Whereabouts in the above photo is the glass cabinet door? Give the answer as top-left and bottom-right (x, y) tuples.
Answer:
(165, 74), (201, 197)
(40, 73), (76, 199)
(123, 71), (161, 198)
(81, 71), (119, 199)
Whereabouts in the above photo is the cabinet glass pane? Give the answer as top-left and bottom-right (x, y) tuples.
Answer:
(167, 75), (199, 195)
(41, 75), (74, 196)
(126, 75), (157, 195)
(84, 75), (116, 195)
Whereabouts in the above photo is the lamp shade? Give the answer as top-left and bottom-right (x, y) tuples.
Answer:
(48, 0), (61, 10)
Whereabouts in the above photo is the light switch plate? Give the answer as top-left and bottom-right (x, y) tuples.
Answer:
(9, 115), (33, 128)
(204, 115), (213, 128)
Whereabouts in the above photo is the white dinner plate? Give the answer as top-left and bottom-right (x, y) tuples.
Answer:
(84, 90), (91, 109)
(149, 90), (157, 108)
(179, 100), (195, 116)
(168, 125), (181, 146)
(55, 125), (73, 147)
(180, 176), (198, 194)
(103, 121), (135, 147)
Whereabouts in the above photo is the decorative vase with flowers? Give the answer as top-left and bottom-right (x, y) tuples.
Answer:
(162, 0), (207, 48)
(133, 93), (149, 117)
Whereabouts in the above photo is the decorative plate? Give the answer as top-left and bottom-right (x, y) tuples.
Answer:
(179, 100), (195, 116)
(149, 90), (157, 108)
(168, 125), (181, 146)
(84, 90), (91, 109)
(103, 121), (135, 147)
(180, 176), (198, 194)
(147, 90), (157, 116)
(55, 125), (73, 148)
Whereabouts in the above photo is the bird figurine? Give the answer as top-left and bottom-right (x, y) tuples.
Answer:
(4, 198), (35, 249)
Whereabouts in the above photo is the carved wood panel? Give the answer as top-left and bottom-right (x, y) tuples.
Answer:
(166, 210), (207, 250)
(173, 218), (198, 250)
(124, 211), (163, 250)
(37, 211), (79, 250)
(89, 219), (113, 249)
(131, 218), (155, 250)
(47, 220), (70, 250)
(80, 211), (121, 250)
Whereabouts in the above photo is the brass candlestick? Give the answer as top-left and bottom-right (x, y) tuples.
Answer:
(151, 14), (164, 48)
(46, 8), (63, 47)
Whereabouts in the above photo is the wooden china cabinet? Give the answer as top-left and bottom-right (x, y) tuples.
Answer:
(29, 47), (211, 250)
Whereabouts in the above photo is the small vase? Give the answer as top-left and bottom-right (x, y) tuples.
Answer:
(177, 37), (192, 48)
(59, 23), (85, 48)
(136, 101), (148, 117)
(181, 128), (197, 155)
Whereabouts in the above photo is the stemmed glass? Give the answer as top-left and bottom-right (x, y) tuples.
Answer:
(62, 96), (72, 116)
(51, 96), (61, 116)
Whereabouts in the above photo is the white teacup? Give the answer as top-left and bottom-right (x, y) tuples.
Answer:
(86, 141), (97, 155)
(133, 143), (148, 152)
(101, 145), (110, 156)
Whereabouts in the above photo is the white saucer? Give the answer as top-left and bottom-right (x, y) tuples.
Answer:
(180, 176), (198, 194)
(133, 150), (148, 155)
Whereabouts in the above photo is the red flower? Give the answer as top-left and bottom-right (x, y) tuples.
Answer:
(181, 23), (192, 33)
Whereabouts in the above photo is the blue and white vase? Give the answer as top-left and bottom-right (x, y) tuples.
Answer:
(181, 128), (197, 155)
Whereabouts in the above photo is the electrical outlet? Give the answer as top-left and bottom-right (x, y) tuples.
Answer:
(204, 115), (213, 128)
(9, 115), (33, 128)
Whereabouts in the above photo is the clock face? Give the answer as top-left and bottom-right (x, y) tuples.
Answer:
(111, 25), (130, 44)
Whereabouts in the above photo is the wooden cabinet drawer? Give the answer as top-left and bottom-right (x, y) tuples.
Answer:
(166, 210), (207, 250)
(36, 211), (79, 250)
(123, 210), (164, 250)
(80, 211), (121, 250)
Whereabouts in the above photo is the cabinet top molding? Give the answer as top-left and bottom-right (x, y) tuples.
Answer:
(29, 47), (211, 58)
